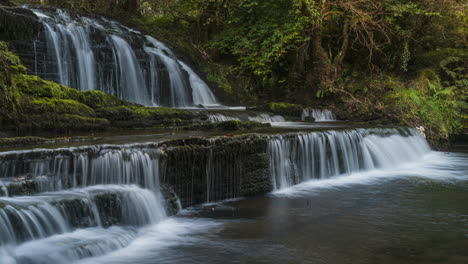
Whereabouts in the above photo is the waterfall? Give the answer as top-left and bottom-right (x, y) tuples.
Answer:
(0, 145), (162, 193)
(207, 112), (285, 123)
(110, 35), (150, 105)
(268, 128), (431, 190)
(0, 185), (166, 246)
(302, 108), (336, 121)
(0, 180), (7, 196)
(25, 7), (219, 107)
(178, 61), (218, 106)
(0, 127), (436, 262)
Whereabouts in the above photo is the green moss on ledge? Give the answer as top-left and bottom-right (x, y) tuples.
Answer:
(95, 106), (205, 128)
(28, 98), (96, 117)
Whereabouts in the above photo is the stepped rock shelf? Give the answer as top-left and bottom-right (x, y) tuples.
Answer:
(0, 127), (427, 209)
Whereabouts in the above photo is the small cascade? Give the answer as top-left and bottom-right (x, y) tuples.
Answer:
(0, 145), (162, 193)
(18, 7), (219, 107)
(0, 180), (7, 197)
(179, 61), (218, 106)
(302, 108), (336, 121)
(207, 111), (285, 123)
(0, 185), (166, 246)
(268, 128), (431, 190)
(110, 35), (150, 105)
(0, 127), (437, 262)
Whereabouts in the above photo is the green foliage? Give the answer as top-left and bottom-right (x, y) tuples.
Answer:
(387, 71), (465, 140)
(3, 0), (467, 141)
(0, 41), (22, 113)
(208, 0), (314, 78)
(28, 98), (95, 117)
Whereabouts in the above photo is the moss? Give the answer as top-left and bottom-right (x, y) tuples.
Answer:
(0, 136), (48, 148)
(14, 74), (83, 99)
(0, 41), (23, 112)
(304, 116), (315, 123)
(79, 90), (127, 108)
(94, 105), (202, 128)
(17, 114), (109, 132)
(26, 97), (96, 117)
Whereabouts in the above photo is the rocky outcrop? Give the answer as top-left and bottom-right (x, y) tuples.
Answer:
(0, 6), (41, 41)
(160, 134), (271, 208)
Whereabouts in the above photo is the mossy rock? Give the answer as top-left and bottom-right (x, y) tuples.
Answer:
(0, 43), (206, 133)
(18, 114), (109, 132)
(304, 116), (315, 123)
(14, 74), (83, 99)
(96, 105), (194, 120)
(25, 97), (96, 117)
(79, 90), (128, 108)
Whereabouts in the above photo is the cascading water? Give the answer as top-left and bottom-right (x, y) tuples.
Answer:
(0, 127), (437, 263)
(207, 112), (285, 123)
(22, 7), (218, 107)
(0, 145), (162, 193)
(302, 108), (336, 121)
(0, 185), (165, 246)
(268, 128), (431, 190)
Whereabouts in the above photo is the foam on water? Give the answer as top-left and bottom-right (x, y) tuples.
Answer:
(272, 151), (468, 197)
(268, 128), (432, 190)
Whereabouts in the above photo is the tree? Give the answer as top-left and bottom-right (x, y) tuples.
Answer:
(295, 0), (391, 99)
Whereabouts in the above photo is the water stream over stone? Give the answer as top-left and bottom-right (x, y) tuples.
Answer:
(301, 108), (337, 121)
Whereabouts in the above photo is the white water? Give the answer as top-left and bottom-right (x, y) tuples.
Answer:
(301, 108), (336, 121)
(208, 112), (285, 123)
(0, 217), (220, 264)
(110, 35), (151, 105)
(272, 151), (468, 197)
(0, 146), (162, 193)
(0, 184), (166, 247)
(268, 128), (431, 190)
(179, 61), (218, 106)
(29, 8), (219, 107)
(144, 36), (190, 107)
(0, 180), (7, 196)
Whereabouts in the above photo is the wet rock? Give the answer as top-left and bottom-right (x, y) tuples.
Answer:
(0, 6), (41, 41)
(160, 134), (272, 208)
